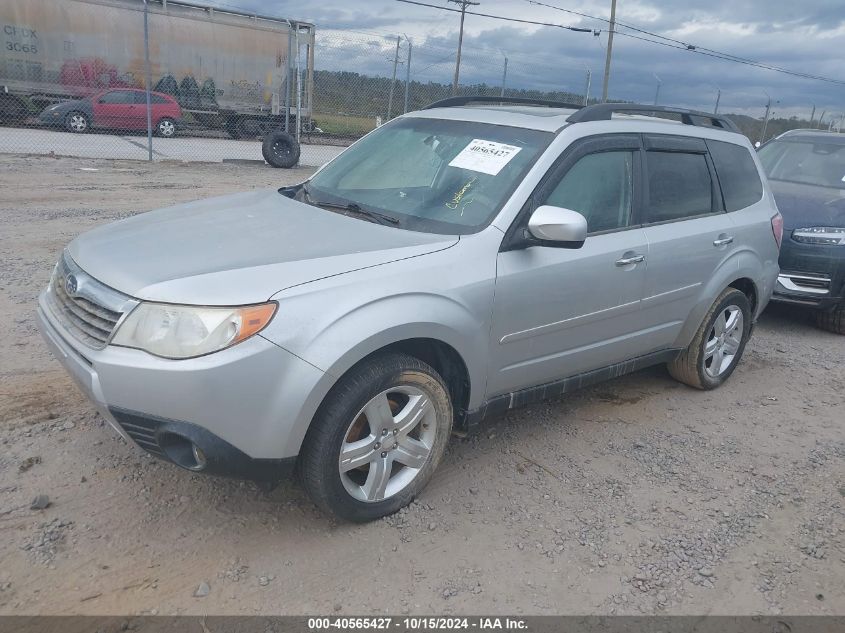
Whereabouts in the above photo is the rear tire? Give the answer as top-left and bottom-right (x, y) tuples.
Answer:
(156, 117), (176, 138)
(668, 287), (751, 390)
(816, 304), (845, 334)
(262, 130), (300, 168)
(298, 353), (453, 522)
(65, 111), (88, 133)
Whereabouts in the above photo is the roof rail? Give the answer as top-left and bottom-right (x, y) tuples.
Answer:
(566, 103), (740, 133)
(422, 96), (585, 110)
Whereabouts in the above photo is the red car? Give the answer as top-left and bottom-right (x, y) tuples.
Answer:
(39, 88), (183, 137)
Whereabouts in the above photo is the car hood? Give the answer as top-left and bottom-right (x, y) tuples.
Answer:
(43, 99), (88, 114)
(67, 189), (458, 305)
(769, 179), (845, 230)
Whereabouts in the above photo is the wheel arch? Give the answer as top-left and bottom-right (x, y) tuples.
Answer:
(673, 252), (766, 349)
(284, 326), (482, 459)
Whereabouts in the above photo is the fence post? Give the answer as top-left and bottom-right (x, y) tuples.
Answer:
(403, 37), (412, 114)
(143, 0), (153, 161)
(387, 36), (400, 119)
(295, 28), (301, 143)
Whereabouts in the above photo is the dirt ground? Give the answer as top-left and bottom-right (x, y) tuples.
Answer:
(0, 155), (842, 616)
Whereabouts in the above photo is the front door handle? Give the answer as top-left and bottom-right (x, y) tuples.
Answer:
(615, 254), (645, 266)
(713, 235), (734, 247)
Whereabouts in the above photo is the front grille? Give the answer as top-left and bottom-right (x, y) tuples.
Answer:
(45, 253), (134, 349)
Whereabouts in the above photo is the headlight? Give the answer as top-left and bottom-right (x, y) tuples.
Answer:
(111, 302), (277, 359)
(792, 227), (845, 245)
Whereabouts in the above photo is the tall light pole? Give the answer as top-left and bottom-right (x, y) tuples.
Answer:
(652, 73), (661, 106)
(714, 87), (721, 114)
(818, 110), (826, 130)
(601, 0), (617, 102)
(448, 0), (479, 96)
(500, 51), (508, 98)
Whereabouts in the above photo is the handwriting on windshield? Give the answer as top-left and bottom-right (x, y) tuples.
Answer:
(446, 176), (478, 215)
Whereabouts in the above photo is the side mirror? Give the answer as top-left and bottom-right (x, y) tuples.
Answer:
(527, 205), (588, 248)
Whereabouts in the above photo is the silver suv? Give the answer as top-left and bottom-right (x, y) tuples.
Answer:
(37, 98), (782, 521)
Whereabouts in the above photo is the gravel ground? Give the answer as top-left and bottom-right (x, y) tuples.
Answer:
(0, 154), (843, 616)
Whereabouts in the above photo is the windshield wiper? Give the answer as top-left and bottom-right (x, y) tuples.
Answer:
(302, 187), (400, 226)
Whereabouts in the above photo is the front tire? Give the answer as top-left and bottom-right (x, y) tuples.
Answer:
(668, 287), (752, 390)
(65, 111), (88, 133)
(299, 353), (453, 522)
(816, 303), (845, 334)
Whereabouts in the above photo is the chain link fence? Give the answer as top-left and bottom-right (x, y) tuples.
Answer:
(1, 0), (840, 169)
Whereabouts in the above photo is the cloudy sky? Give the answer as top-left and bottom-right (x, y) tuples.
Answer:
(217, 0), (844, 119)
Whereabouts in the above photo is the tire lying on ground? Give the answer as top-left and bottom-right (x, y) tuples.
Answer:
(262, 131), (301, 168)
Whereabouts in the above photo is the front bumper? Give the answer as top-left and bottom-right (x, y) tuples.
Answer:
(771, 238), (845, 309)
(36, 291), (329, 475)
(38, 110), (65, 126)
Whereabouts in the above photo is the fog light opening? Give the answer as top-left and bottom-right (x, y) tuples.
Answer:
(159, 432), (207, 471)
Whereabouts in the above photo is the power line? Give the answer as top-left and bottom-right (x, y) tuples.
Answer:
(395, 0), (595, 33)
(524, 0), (845, 86)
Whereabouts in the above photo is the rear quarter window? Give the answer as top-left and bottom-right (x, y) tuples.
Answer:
(707, 140), (764, 211)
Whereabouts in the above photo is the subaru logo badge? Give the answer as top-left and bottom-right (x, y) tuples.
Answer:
(65, 274), (78, 296)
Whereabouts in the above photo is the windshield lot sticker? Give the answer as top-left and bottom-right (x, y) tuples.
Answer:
(449, 139), (522, 175)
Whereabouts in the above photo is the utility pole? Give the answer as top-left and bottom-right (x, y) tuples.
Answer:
(759, 92), (773, 145)
(386, 35), (400, 119)
(500, 53), (508, 98)
(653, 73), (661, 106)
(403, 35), (412, 114)
(818, 111), (826, 130)
(601, 0), (617, 102)
(809, 105), (816, 126)
(714, 88), (721, 114)
(448, 0), (479, 96)
(583, 67), (591, 106)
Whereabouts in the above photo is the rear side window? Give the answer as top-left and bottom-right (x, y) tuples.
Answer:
(542, 151), (633, 233)
(708, 140), (763, 211)
(133, 93), (171, 105)
(98, 91), (133, 104)
(645, 151), (713, 223)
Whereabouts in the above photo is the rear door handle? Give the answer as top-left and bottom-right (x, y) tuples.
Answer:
(713, 236), (734, 247)
(615, 254), (645, 266)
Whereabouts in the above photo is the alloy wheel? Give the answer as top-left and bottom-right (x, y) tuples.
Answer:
(338, 386), (437, 503)
(703, 304), (744, 378)
(158, 120), (175, 137)
(68, 114), (87, 132)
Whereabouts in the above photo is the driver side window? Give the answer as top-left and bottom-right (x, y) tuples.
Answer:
(541, 151), (633, 233)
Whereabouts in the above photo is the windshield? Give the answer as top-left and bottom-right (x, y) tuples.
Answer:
(304, 117), (552, 234)
(758, 139), (845, 189)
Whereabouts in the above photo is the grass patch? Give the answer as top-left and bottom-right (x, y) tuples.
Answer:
(313, 113), (378, 136)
